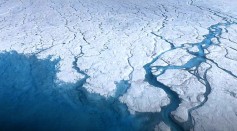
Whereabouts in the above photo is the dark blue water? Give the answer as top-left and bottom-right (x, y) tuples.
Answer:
(143, 66), (183, 131)
(0, 51), (160, 131)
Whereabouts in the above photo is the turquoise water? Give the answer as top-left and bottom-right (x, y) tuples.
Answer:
(0, 51), (162, 131)
(147, 20), (236, 131)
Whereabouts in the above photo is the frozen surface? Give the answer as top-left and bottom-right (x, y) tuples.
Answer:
(0, 0), (237, 130)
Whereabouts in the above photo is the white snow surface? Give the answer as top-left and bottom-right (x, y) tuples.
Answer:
(0, 0), (237, 130)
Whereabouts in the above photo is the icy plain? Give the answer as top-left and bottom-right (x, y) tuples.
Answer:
(0, 0), (237, 130)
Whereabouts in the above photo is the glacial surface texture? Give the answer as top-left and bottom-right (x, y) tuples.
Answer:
(0, 0), (237, 131)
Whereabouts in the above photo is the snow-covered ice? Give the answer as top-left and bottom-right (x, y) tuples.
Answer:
(0, 0), (237, 130)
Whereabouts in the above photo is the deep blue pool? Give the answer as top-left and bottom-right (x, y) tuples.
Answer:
(0, 51), (160, 131)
